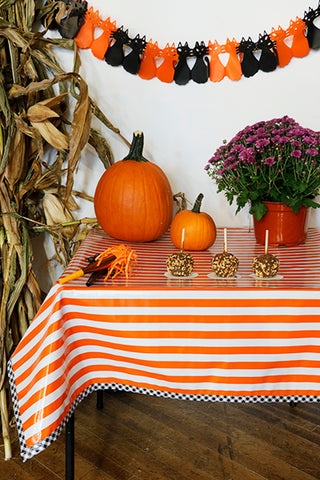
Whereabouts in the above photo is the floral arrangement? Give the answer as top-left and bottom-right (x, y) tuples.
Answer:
(205, 116), (320, 220)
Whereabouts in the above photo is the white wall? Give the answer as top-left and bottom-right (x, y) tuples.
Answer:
(41, 0), (320, 287)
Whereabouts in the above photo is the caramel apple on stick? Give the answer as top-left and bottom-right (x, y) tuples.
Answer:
(167, 228), (194, 277)
(211, 228), (239, 277)
(252, 229), (280, 278)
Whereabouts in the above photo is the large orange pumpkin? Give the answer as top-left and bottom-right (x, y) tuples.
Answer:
(170, 193), (216, 250)
(94, 131), (173, 242)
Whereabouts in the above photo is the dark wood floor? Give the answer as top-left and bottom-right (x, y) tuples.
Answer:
(2, 390), (320, 480)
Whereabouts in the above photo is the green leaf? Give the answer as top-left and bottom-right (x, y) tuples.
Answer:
(226, 192), (234, 204)
(249, 202), (268, 221)
(237, 190), (250, 205)
(303, 198), (320, 209)
(290, 204), (301, 214)
(298, 182), (308, 192)
(249, 190), (261, 201)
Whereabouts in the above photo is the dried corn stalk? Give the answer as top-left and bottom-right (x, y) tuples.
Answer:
(0, 0), (128, 460)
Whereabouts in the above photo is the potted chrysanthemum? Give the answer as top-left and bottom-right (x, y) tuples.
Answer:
(205, 116), (320, 246)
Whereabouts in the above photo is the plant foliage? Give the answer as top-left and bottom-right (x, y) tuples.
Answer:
(205, 116), (320, 221)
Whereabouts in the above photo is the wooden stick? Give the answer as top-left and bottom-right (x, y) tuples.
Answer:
(180, 228), (185, 252)
(265, 229), (269, 255)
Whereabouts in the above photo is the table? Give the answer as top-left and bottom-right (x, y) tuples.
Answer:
(7, 226), (320, 469)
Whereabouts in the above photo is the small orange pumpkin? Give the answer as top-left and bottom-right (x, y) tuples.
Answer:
(170, 193), (216, 250)
(94, 131), (173, 242)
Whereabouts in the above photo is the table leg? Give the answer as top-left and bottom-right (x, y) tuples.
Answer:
(65, 413), (74, 480)
(96, 390), (104, 409)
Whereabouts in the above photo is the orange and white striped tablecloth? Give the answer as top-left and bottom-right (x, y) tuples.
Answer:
(8, 227), (320, 460)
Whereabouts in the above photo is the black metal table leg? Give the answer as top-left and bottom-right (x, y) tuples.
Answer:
(96, 390), (104, 409)
(65, 413), (75, 480)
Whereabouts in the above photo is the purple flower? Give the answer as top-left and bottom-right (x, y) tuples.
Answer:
(206, 116), (320, 214)
(264, 156), (276, 166)
(306, 148), (318, 157)
(229, 161), (240, 170)
(230, 144), (245, 153)
(287, 127), (302, 137)
(224, 155), (236, 165)
(239, 147), (255, 163)
(278, 136), (290, 144)
(245, 135), (258, 144)
(255, 138), (270, 149)
(302, 135), (318, 146)
(291, 150), (302, 158)
(256, 127), (267, 137)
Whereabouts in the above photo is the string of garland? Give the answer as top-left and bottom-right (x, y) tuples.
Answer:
(48, 0), (320, 84)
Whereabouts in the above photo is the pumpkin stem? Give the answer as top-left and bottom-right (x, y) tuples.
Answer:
(123, 131), (148, 162)
(192, 193), (204, 213)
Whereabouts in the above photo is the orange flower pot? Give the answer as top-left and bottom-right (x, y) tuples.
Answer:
(253, 202), (309, 246)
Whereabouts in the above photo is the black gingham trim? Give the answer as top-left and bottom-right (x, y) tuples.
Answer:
(6, 370), (320, 461)
(7, 359), (28, 457)
(104, 384), (320, 405)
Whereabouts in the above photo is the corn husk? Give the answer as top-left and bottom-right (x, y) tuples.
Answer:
(0, 0), (130, 460)
(4, 128), (26, 187)
(30, 120), (69, 152)
(0, 388), (11, 461)
(43, 192), (76, 239)
(27, 103), (61, 123)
